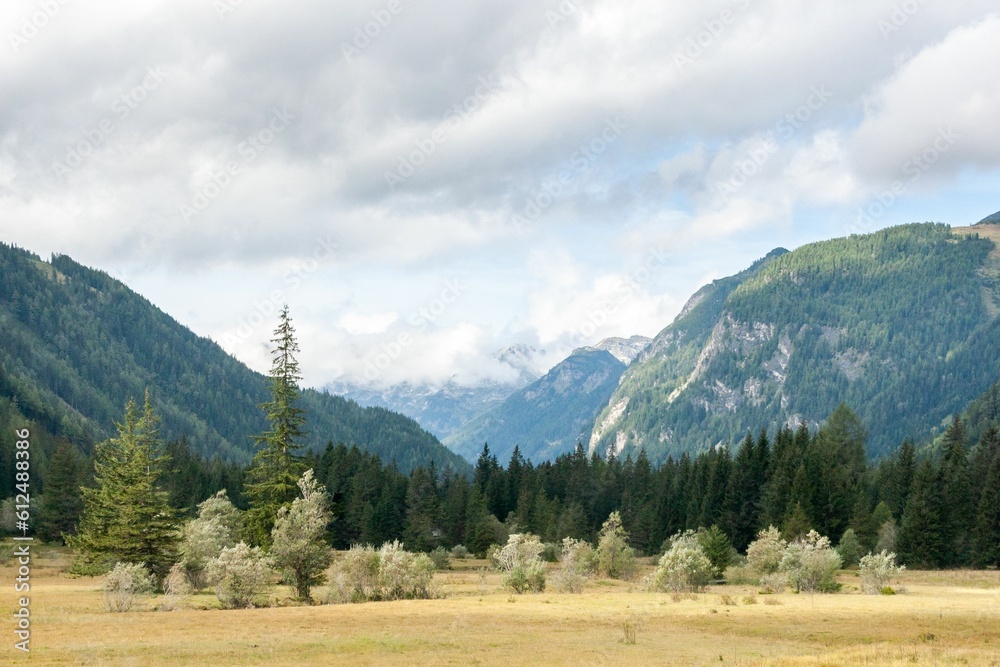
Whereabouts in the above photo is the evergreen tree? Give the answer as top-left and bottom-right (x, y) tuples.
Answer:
(973, 452), (1000, 567)
(403, 466), (443, 552)
(35, 440), (85, 543)
(939, 416), (973, 566)
(898, 460), (944, 568)
(68, 394), (179, 580)
(244, 306), (307, 546)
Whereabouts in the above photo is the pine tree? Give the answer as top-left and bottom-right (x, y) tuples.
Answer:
(244, 306), (307, 547)
(35, 440), (85, 544)
(898, 460), (944, 569)
(403, 466), (443, 552)
(68, 393), (179, 580)
(722, 433), (758, 552)
(973, 447), (1000, 567)
(939, 416), (973, 566)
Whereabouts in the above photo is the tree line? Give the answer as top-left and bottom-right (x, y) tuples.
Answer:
(6, 308), (999, 577)
(25, 403), (999, 572)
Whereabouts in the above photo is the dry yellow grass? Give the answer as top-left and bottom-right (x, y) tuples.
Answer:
(2, 547), (999, 666)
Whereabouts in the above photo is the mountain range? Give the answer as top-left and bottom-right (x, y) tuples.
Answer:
(590, 220), (1000, 461)
(0, 244), (468, 473)
(442, 336), (650, 464)
(3, 216), (998, 472)
(326, 343), (544, 441)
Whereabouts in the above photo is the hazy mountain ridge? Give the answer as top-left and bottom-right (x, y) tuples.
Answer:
(444, 347), (627, 463)
(0, 244), (468, 473)
(590, 222), (1000, 462)
(327, 344), (544, 440)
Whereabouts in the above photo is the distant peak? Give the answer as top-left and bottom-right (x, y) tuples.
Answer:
(975, 210), (1000, 226)
(593, 335), (652, 364)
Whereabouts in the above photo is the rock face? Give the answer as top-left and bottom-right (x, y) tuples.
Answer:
(589, 223), (1000, 462)
(444, 348), (627, 464)
(593, 336), (652, 364)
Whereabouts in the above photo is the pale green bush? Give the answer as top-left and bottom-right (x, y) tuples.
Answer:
(647, 530), (714, 593)
(492, 533), (546, 594)
(859, 550), (905, 595)
(779, 530), (841, 593)
(596, 511), (638, 581)
(551, 537), (596, 593)
(205, 542), (272, 609)
(103, 562), (155, 612)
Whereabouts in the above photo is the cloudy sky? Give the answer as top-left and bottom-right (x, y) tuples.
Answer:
(2, 1), (999, 389)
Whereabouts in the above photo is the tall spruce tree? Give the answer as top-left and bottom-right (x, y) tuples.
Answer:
(973, 453), (1000, 567)
(898, 460), (944, 568)
(68, 393), (178, 579)
(939, 416), (973, 566)
(244, 306), (307, 547)
(35, 439), (85, 544)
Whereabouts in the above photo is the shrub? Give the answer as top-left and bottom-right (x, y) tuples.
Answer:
(779, 530), (841, 593)
(723, 563), (756, 585)
(875, 519), (898, 554)
(746, 526), (786, 577)
(551, 537), (596, 593)
(179, 490), (242, 591)
(596, 511), (638, 581)
(379, 541), (436, 600)
(449, 545), (469, 560)
(429, 546), (451, 570)
(758, 572), (787, 594)
(103, 562), (155, 612)
(647, 530), (714, 593)
(326, 542), (437, 603)
(159, 562), (191, 611)
(492, 533), (546, 594)
(269, 470), (333, 602)
(205, 542), (272, 609)
(859, 550), (905, 595)
(330, 544), (381, 603)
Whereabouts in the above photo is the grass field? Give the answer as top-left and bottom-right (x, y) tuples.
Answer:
(2, 545), (999, 666)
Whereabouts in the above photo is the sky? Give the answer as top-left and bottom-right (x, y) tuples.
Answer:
(2, 1), (999, 390)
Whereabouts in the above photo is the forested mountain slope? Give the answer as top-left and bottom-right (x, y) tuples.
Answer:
(590, 222), (1000, 462)
(0, 244), (468, 472)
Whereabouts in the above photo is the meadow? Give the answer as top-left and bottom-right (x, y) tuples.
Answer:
(2, 544), (999, 666)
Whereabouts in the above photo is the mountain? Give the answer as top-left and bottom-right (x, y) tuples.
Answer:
(327, 344), (543, 440)
(444, 347), (627, 463)
(593, 335), (652, 364)
(589, 222), (1000, 462)
(977, 209), (1000, 225)
(0, 244), (469, 473)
